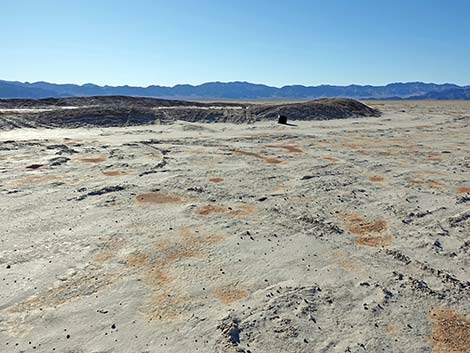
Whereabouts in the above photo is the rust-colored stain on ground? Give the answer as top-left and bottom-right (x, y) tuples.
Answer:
(416, 125), (433, 129)
(208, 177), (224, 183)
(369, 176), (385, 182)
(94, 238), (127, 263)
(338, 213), (365, 223)
(430, 308), (470, 353)
(273, 183), (288, 192)
(126, 253), (150, 268)
(457, 186), (470, 194)
(342, 143), (363, 149)
(76, 155), (107, 163)
(409, 179), (445, 189)
(232, 149), (285, 164)
(416, 170), (446, 177)
(214, 286), (249, 304)
(145, 268), (171, 286)
(147, 292), (187, 321)
(62, 140), (81, 146)
(158, 244), (201, 265)
(102, 170), (131, 177)
(196, 204), (256, 217)
(399, 145), (422, 152)
(377, 151), (396, 157)
(322, 157), (339, 163)
(264, 144), (304, 153)
(427, 154), (443, 161)
(141, 226), (225, 320)
(340, 214), (391, 247)
(196, 205), (226, 216)
(9, 273), (118, 313)
(12, 175), (59, 186)
(385, 323), (401, 336)
(136, 192), (187, 204)
(356, 235), (393, 247)
(333, 250), (364, 273)
(348, 219), (388, 236)
(189, 148), (209, 155)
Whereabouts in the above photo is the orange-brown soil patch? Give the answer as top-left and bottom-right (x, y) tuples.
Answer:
(333, 250), (363, 273)
(189, 148), (209, 155)
(338, 213), (366, 223)
(377, 150), (399, 156)
(196, 204), (256, 217)
(322, 157), (339, 162)
(273, 183), (288, 192)
(409, 179), (445, 189)
(416, 125), (433, 129)
(385, 323), (401, 336)
(76, 155), (107, 163)
(427, 156), (443, 161)
(318, 141), (334, 146)
(426, 152), (444, 161)
(126, 253), (150, 268)
(145, 268), (171, 286)
(232, 149), (285, 164)
(147, 292), (188, 321)
(62, 140), (81, 146)
(214, 286), (249, 304)
(369, 176), (385, 182)
(415, 170), (446, 177)
(93, 238), (127, 263)
(341, 214), (391, 247)
(141, 226), (225, 320)
(348, 219), (388, 236)
(208, 177), (224, 183)
(342, 143), (363, 149)
(399, 145), (422, 152)
(356, 235), (393, 247)
(430, 308), (470, 353)
(136, 192), (187, 204)
(102, 170), (131, 177)
(12, 175), (59, 186)
(457, 186), (470, 194)
(264, 144), (303, 153)
(9, 272), (118, 313)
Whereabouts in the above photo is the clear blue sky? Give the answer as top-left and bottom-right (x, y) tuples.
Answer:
(2, 0), (469, 87)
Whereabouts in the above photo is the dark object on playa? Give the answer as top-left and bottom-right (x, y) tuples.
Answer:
(278, 115), (288, 124)
(26, 164), (43, 169)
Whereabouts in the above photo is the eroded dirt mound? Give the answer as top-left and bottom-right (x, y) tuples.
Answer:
(0, 96), (380, 129)
(251, 98), (381, 120)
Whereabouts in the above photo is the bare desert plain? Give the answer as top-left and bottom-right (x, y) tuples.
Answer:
(0, 100), (469, 353)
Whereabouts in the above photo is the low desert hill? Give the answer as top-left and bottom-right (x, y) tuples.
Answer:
(0, 96), (380, 129)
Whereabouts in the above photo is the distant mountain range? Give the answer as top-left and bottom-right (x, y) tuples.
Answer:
(1, 80), (469, 100)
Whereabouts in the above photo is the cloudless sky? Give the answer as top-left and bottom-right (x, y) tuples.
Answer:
(2, 0), (469, 87)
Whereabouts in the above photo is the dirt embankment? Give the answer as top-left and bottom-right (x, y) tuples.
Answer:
(0, 96), (380, 129)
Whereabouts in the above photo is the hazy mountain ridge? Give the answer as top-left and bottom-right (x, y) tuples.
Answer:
(0, 80), (468, 100)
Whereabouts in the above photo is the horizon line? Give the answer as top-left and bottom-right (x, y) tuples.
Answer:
(2, 79), (468, 89)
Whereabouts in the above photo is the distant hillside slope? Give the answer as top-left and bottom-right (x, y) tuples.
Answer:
(408, 87), (470, 100)
(0, 81), (59, 99)
(0, 80), (467, 100)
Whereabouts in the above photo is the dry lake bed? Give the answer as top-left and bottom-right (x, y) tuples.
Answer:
(0, 101), (469, 352)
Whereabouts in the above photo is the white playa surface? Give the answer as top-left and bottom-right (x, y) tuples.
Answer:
(0, 101), (469, 352)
